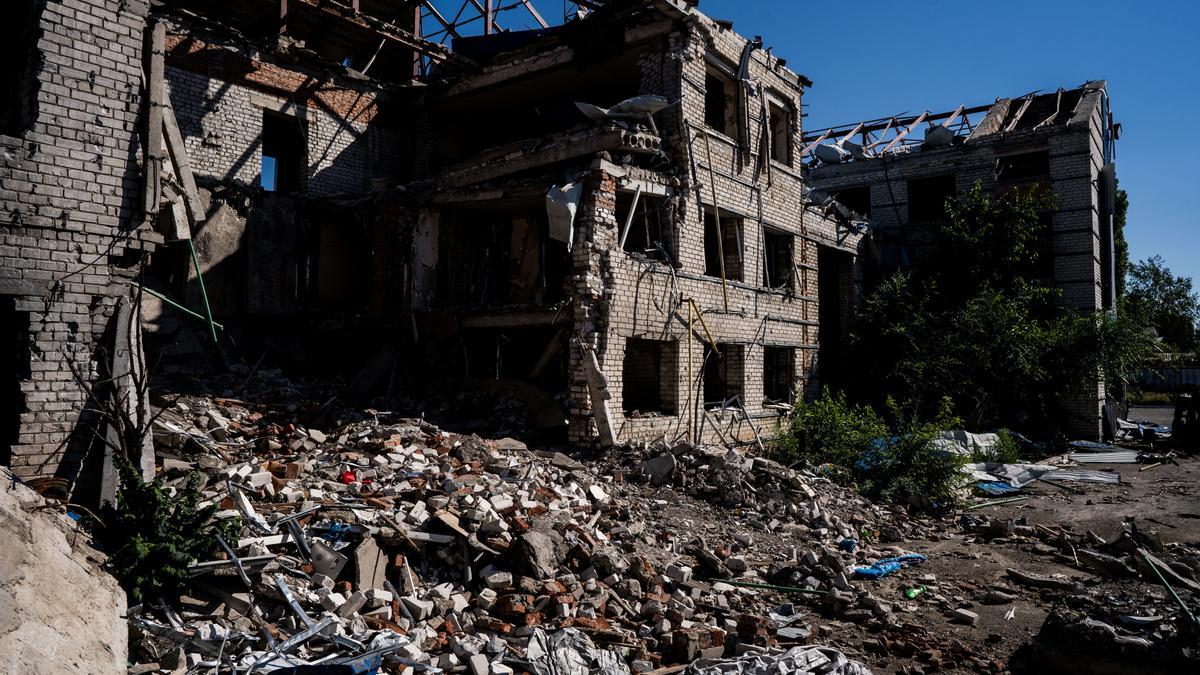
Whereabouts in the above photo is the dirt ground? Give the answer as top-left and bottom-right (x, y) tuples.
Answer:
(804, 407), (1198, 674)
(608, 405), (1198, 674)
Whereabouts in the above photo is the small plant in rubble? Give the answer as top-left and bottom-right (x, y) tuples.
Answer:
(100, 458), (241, 605)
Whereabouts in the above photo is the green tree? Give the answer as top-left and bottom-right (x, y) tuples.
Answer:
(849, 182), (1152, 434)
(1113, 184), (1129, 298)
(1125, 255), (1199, 352)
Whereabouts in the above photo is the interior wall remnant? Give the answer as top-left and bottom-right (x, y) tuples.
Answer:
(762, 346), (794, 403)
(907, 174), (957, 224)
(1, 297), (30, 468)
(704, 211), (743, 281)
(261, 110), (306, 192)
(413, 210), (439, 311)
(0, 1), (42, 137)
(703, 343), (744, 406)
(317, 218), (370, 307)
(622, 338), (677, 415)
(762, 227), (794, 291)
(436, 208), (567, 308)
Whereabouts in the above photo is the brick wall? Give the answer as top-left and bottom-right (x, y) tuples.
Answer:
(567, 14), (861, 447)
(162, 25), (388, 197)
(0, 0), (154, 485)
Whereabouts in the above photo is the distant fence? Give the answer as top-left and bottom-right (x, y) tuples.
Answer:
(1136, 367), (1200, 392)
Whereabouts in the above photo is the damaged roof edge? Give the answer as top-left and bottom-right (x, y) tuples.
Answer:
(802, 81), (1109, 165)
(440, 0), (810, 100)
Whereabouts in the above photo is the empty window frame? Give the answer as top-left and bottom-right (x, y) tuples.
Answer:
(704, 67), (736, 137)
(907, 174), (956, 223)
(832, 186), (871, 220)
(767, 98), (793, 166)
(762, 227), (794, 291)
(261, 111), (306, 192)
(996, 150), (1050, 182)
(703, 343), (744, 406)
(617, 191), (673, 262)
(703, 211), (743, 281)
(623, 338), (678, 415)
(762, 346), (794, 404)
(0, 2), (40, 136)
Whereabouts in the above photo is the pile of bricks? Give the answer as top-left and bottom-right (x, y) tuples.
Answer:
(123, 381), (908, 673)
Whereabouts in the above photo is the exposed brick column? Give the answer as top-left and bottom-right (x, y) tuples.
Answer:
(566, 160), (619, 446)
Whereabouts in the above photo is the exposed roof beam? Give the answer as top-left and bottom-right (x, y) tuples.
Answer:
(1035, 88), (1064, 129)
(879, 111), (928, 153)
(802, 103), (991, 143)
(293, 0), (476, 68)
(798, 128), (832, 158)
(520, 0), (549, 28)
(940, 104), (965, 128)
(1004, 95), (1034, 132)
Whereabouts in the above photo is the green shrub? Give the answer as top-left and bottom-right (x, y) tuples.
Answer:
(774, 391), (968, 511)
(100, 458), (240, 605)
(775, 388), (886, 469)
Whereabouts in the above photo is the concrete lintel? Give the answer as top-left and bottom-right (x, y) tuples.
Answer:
(0, 279), (50, 297)
(457, 309), (571, 329)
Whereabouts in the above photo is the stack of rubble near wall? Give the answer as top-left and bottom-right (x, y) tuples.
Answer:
(124, 374), (920, 672)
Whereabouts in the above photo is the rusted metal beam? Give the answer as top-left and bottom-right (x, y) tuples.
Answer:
(279, 0), (289, 35)
(485, 0), (494, 34)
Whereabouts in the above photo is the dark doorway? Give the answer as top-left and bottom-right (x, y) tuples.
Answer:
(703, 343), (743, 406)
(818, 247), (852, 390)
(1, 297), (30, 467)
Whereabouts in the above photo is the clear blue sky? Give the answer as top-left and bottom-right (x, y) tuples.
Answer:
(511, 0), (1199, 286)
(698, 0), (1200, 287)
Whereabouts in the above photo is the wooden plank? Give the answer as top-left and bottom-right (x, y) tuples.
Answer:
(521, 0), (549, 28)
(161, 99), (205, 225)
(143, 21), (165, 217)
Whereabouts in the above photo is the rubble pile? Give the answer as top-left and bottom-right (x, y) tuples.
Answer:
(128, 386), (898, 673)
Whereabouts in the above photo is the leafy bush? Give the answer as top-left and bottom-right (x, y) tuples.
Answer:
(774, 390), (968, 511)
(775, 389), (886, 470)
(100, 458), (240, 605)
(848, 182), (1154, 435)
(971, 429), (1023, 464)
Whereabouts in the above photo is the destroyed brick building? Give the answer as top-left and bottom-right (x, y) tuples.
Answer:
(3, 0), (869, 489)
(802, 83), (1121, 437)
(1, 0), (1119, 492)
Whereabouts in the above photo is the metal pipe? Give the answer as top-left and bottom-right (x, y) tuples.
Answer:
(130, 283), (226, 331)
(186, 239), (219, 343)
